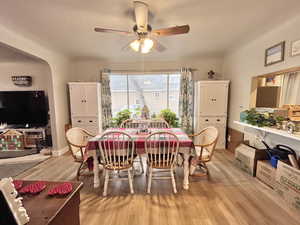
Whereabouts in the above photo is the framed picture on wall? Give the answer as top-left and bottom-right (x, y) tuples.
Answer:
(264, 41), (285, 66)
(291, 39), (300, 57)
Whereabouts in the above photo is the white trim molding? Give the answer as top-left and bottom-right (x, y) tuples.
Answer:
(51, 146), (69, 157)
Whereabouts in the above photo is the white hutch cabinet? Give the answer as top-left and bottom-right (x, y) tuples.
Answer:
(68, 82), (102, 135)
(194, 80), (230, 149)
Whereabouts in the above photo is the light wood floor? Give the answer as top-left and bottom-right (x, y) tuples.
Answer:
(17, 150), (300, 225)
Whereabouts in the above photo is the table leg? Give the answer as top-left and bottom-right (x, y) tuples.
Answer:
(93, 150), (100, 188)
(183, 152), (190, 190)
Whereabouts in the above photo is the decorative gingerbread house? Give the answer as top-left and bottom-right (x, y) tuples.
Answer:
(0, 130), (24, 150)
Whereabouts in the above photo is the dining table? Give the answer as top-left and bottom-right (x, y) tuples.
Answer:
(85, 128), (194, 190)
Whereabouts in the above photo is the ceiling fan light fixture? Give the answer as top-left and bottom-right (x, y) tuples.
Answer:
(141, 38), (154, 54)
(130, 39), (140, 52)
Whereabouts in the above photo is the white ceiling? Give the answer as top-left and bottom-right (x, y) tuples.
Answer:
(0, 0), (300, 61)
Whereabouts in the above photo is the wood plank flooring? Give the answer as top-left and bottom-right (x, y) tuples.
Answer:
(16, 150), (300, 225)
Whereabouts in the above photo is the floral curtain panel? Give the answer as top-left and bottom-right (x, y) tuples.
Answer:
(100, 71), (112, 129)
(179, 68), (194, 134)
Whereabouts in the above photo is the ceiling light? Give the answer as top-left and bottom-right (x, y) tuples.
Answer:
(141, 38), (154, 54)
(130, 39), (140, 52)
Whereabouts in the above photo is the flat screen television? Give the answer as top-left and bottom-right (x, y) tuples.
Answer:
(0, 91), (48, 128)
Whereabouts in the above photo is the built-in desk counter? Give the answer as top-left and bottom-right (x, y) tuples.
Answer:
(234, 121), (300, 142)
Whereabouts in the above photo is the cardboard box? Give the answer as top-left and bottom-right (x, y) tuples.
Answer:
(274, 160), (300, 210)
(256, 160), (276, 188)
(234, 144), (268, 176)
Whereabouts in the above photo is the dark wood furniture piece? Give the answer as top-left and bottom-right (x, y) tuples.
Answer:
(227, 128), (244, 153)
(21, 180), (83, 225)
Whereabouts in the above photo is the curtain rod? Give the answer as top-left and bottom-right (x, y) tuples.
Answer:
(102, 68), (198, 74)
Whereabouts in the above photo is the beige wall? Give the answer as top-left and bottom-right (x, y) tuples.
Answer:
(0, 24), (71, 150)
(223, 14), (300, 130)
(222, 14), (300, 152)
(0, 61), (51, 92)
(0, 60), (54, 142)
(69, 57), (224, 82)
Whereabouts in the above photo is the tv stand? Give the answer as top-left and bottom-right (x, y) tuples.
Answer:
(18, 128), (46, 148)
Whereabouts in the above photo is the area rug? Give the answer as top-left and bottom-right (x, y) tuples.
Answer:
(0, 154), (50, 179)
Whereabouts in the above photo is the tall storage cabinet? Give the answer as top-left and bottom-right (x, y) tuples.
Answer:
(68, 82), (102, 135)
(194, 80), (230, 149)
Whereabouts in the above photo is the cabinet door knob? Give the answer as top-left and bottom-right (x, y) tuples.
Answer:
(89, 120), (93, 123)
(205, 119), (209, 122)
(217, 119), (220, 122)
(77, 120), (82, 123)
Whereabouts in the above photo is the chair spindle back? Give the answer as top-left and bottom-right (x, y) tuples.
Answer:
(145, 131), (179, 168)
(99, 131), (135, 170)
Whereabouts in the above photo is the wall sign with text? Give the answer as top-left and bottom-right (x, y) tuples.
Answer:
(11, 76), (32, 87)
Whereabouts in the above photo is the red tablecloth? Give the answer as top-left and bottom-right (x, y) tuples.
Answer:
(86, 128), (193, 155)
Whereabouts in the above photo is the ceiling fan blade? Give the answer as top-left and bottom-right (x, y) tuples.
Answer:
(152, 25), (190, 36)
(121, 40), (133, 51)
(134, 1), (149, 32)
(152, 39), (166, 52)
(94, 27), (133, 36)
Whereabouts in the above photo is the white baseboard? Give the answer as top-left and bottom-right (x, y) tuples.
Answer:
(51, 146), (69, 157)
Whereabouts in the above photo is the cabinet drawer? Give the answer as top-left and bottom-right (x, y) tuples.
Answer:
(198, 117), (226, 124)
(72, 117), (86, 126)
(72, 117), (98, 126)
(85, 117), (98, 126)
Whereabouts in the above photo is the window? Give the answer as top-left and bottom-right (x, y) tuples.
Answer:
(153, 92), (160, 97)
(110, 73), (181, 117)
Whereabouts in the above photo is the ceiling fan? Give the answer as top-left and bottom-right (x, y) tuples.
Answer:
(94, 1), (190, 54)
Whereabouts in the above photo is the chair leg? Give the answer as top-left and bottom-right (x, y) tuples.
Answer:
(139, 155), (144, 174)
(128, 169), (134, 194)
(103, 169), (109, 197)
(147, 167), (153, 194)
(202, 162), (209, 176)
(191, 162), (209, 177)
(170, 168), (177, 194)
(76, 162), (84, 181)
(118, 170), (121, 178)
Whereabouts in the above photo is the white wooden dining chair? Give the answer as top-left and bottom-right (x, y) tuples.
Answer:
(148, 119), (170, 128)
(145, 131), (179, 194)
(121, 119), (169, 129)
(120, 119), (147, 174)
(65, 127), (95, 180)
(120, 119), (148, 128)
(189, 126), (219, 177)
(98, 131), (135, 196)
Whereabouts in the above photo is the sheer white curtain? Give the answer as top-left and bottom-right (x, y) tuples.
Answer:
(281, 72), (300, 105)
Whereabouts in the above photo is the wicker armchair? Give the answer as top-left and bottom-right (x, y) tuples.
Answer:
(65, 127), (95, 180)
(189, 126), (219, 177)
